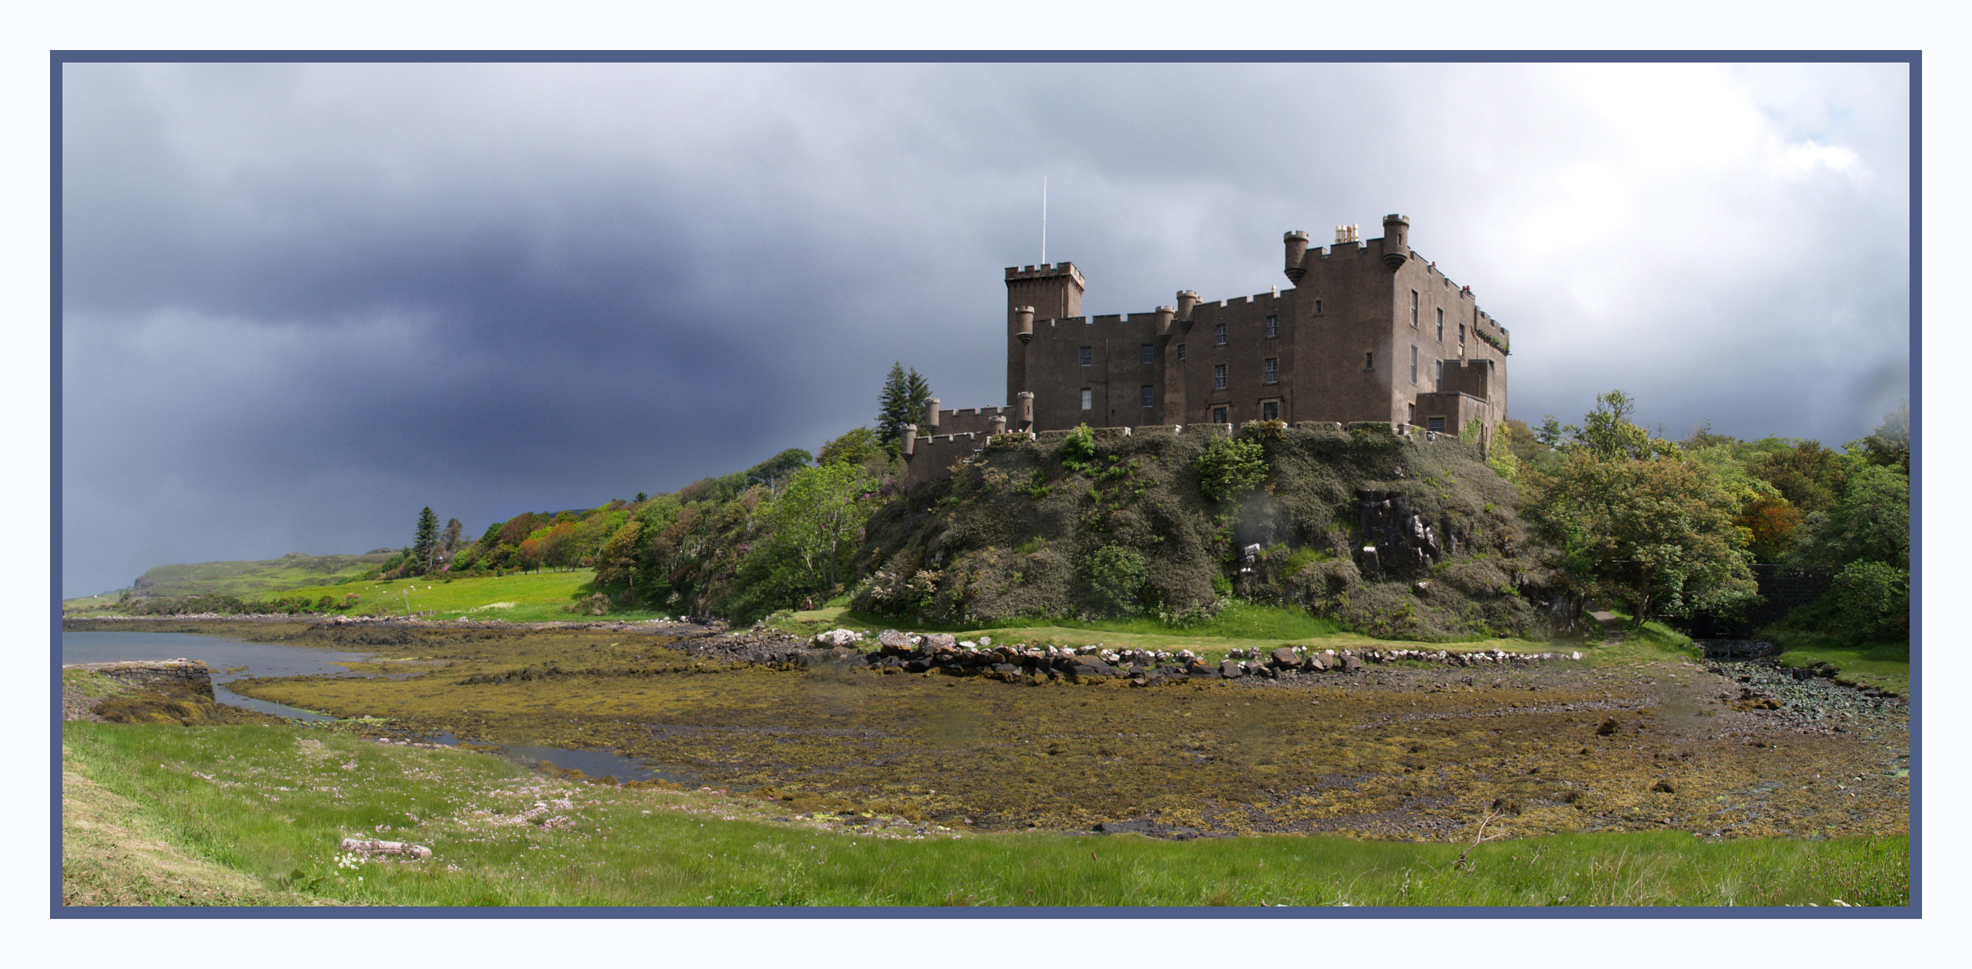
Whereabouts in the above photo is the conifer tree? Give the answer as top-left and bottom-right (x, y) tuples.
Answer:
(412, 506), (439, 573)
(876, 362), (933, 449)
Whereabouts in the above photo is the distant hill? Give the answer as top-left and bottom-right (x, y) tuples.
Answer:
(125, 551), (396, 598)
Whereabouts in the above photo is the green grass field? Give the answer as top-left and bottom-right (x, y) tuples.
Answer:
(61, 721), (1908, 908)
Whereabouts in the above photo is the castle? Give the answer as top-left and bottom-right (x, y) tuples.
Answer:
(902, 215), (1511, 484)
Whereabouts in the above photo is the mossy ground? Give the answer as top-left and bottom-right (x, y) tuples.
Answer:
(113, 620), (1908, 845)
(60, 719), (1908, 908)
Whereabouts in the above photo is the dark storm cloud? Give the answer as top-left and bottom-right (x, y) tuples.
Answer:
(59, 61), (1910, 597)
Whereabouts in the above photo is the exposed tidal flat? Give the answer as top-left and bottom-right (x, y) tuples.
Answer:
(59, 617), (1911, 907)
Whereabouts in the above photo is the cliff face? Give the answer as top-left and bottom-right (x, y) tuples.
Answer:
(852, 424), (1579, 640)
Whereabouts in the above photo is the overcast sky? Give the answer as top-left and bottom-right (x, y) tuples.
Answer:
(57, 59), (1911, 597)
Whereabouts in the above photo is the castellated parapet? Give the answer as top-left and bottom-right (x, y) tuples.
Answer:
(905, 215), (1513, 487)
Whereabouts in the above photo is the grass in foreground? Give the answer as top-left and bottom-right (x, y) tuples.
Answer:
(1769, 634), (1911, 697)
(62, 722), (1908, 908)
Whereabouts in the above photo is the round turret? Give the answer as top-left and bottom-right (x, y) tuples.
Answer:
(924, 397), (941, 430)
(1017, 391), (1034, 429)
(1176, 290), (1199, 333)
(1155, 305), (1176, 343)
(1283, 230), (1310, 283)
(900, 423), (918, 457)
(1380, 214), (1410, 271)
(1012, 306), (1035, 345)
(989, 414), (1008, 435)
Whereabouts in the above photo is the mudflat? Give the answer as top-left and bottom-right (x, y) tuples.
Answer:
(70, 618), (1908, 841)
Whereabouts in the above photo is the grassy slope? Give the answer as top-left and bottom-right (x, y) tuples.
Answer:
(61, 721), (1908, 908)
(135, 553), (393, 597)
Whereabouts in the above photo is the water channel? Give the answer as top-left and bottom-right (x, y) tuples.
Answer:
(61, 629), (670, 782)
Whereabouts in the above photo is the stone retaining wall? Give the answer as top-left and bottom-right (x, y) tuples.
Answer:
(63, 659), (215, 698)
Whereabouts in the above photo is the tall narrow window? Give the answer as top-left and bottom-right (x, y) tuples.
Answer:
(1410, 290), (1419, 327)
(1177, 343), (1186, 361)
(1407, 403), (1416, 424)
(1436, 359), (1444, 385)
(1436, 307), (1444, 341)
(1140, 344), (1154, 364)
(1314, 299), (1323, 315)
(1459, 323), (1466, 344)
(1409, 345), (1418, 384)
(1213, 364), (1228, 389)
(1364, 351), (1374, 372)
(1213, 323), (1227, 346)
(1264, 358), (1279, 385)
(1265, 315), (1279, 338)
(1140, 385), (1154, 408)
(1080, 388), (1093, 410)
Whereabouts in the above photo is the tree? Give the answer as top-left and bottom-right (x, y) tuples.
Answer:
(876, 362), (934, 450)
(437, 518), (465, 569)
(744, 448), (814, 491)
(819, 427), (884, 467)
(731, 461), (874, 620)
(412, 507), (439, 573)
(594, 519), (645, 600)
(1525, 394), (1757, 623)
(1846, 399), (1910, 474)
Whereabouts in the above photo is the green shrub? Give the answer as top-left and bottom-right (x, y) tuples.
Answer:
(1195, 437), (1267, 503)
(1823, 561), (1909, 644)
(1058, 424), (1098, 472)
(1087, 545), (1151, 616)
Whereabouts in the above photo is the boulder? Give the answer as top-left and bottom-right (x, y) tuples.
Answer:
(1220, 660), (1245, 679)
(1270, 647), (1300, 668)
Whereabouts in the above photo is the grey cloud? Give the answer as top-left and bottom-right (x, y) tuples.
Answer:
(59, 61), (1910, 596)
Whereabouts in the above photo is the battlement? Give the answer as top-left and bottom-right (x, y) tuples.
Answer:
(1005, 262), (1087, 287)
(900, 419), (1476, 489)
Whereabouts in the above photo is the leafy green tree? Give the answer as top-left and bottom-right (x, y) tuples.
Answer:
(876, 362), (934, 450)
(730, 462), (874, 620)
(1794, 463), (1909, 571)
(1846, 399), (1910, 473)
(412, 507), (439, 573)
(819, 427), (884, 467)
(745, 448), (814, 491)
(1525, 394), (1756, 622)
(594, 519), (645, 600)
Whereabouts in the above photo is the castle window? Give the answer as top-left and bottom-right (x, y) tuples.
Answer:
(1264, 358), (1278, 384)
(1213, 323), (1227, 346)
(1212, 405), (1229, 424)
(1177, 343), (1186, 361)
(1437, 307), (1444, 341)
(1141, 344), (1154, 364)
(1262, 399), (1280, 421)
(1080, 388), (1093, 410)
(1080, 346), (1092, 367)
(1459, 323), (1466, 345)
(1410, 290), (1419, 327)
(1364, 351), (1374, 372)
(1408, 403), (1416, 424)
(1436, 359), (1444, 386)
(1265, 315), (1279, 339)
(1410, 345), (1418, 384)
(1141, 385), (1154, 408)
(1314, 299), (1322, 315)
(1428, 417), (1446, 433)
(1214, 364), (1227, 390)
